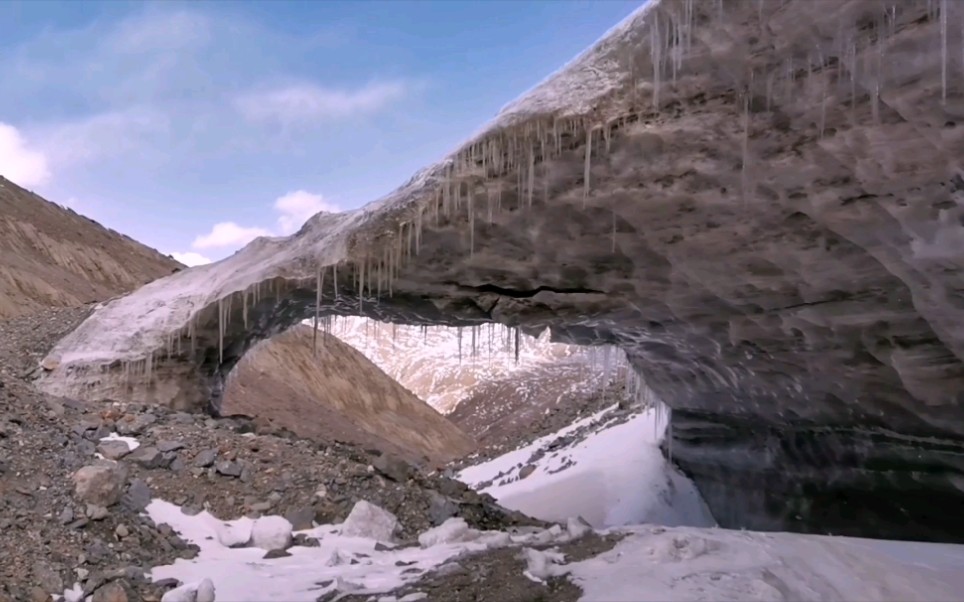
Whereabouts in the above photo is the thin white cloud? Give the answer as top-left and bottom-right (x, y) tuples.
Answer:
(192, 222), (272, 249)
(189, 189), (339, 254)
(27, 108), (170, 169)
(105, 9), (211, 55)
(274, 190), (339, 234)
(234, 81), (410, 125)
(2, 6), (373, 173)
(0, 122), (51, 188)
(170, 251), (212, 266)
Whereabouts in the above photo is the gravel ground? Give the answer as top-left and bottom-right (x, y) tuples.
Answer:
(0, 308), (547, 601)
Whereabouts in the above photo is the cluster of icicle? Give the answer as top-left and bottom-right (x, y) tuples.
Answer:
(114, 0), (958, 391)
(305, 315), (668, 412)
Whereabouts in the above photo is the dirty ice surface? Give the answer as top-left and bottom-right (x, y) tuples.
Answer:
(458, 404), (715, 529)
(566, 525), (964, 601)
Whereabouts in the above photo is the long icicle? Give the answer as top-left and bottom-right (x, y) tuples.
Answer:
(218, 298), (224, 365)
(313, 268), (321, 355)
(941, 0), (948, 104)
(583, 127), (593, 207)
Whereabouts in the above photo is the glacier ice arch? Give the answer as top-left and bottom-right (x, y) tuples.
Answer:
(38, 0), (964, 543)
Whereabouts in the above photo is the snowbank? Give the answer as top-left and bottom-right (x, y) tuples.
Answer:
(458, 405), (715, 529)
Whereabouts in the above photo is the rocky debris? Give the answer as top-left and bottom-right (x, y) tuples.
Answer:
(449, 383), (629, 470)
(372, 454), (414, 483)
(96, 440), (132, 460)
(0, 307), (543, 600)
(90, 580), (132, 602)
(127, 446), (168, 469)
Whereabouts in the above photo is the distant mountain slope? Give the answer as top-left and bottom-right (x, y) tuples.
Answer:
(0, 176), (180, 319)
(222, 324), (477, 465)
(317, 317), (624, 417)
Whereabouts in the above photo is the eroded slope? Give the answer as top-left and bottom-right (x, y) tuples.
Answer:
(222, 324), (476, 465)
(0, 177), (181, 318)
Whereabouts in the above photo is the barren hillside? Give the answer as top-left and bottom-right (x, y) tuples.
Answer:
(0, 176), (181, 318)
(222, 324), (477, 465)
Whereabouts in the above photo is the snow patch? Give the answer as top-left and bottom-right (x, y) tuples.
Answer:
(143, 498), (578, 601)
(99, 432), (141, 450)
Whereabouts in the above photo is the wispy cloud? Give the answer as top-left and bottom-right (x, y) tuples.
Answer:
(0, 3), (418, 259)
(0, 122), (50, 187)
(1, 6), (376, 175)
(170, 251), (212, 266)
(274, 190), (339, 234)
(27, 108), (170, 169)
(190, 189), (339, 253)
(234, 81), (411, 125)
(192, 222), (272, 250)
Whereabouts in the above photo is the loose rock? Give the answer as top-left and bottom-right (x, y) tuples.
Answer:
(72, 462), (127, 507)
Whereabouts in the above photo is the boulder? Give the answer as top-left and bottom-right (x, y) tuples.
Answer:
(72, 462), (127, 507)
(340, 501), (398, 542)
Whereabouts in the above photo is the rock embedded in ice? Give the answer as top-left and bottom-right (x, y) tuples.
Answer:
(340, 500), (398, 542)
(250, 516), (293, 551)
(418, 517), (481, 548)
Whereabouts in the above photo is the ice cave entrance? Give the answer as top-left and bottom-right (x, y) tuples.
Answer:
(294, 316), (717, 530)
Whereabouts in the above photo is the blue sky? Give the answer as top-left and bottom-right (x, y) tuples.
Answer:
(0, 0), (640, 265)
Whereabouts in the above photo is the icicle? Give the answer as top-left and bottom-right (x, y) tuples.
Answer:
(333, 264), (339, 300)
(313, 267), (323, 355)
(583, 127), (593, 207)
(941, 0), (948, 104)
(765, 72), (773, 112)
(741, 90), (750, 206)
(457, 327), (463, 364)
(651, 11), (662, 109)
(415, 206), (423, 255)
(468, 186), (475, 255)
(217, 298), (224, 365)
(526, 146), (535, 209)
(407, 218), (414, 259)
(514, 327), (521, 363)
